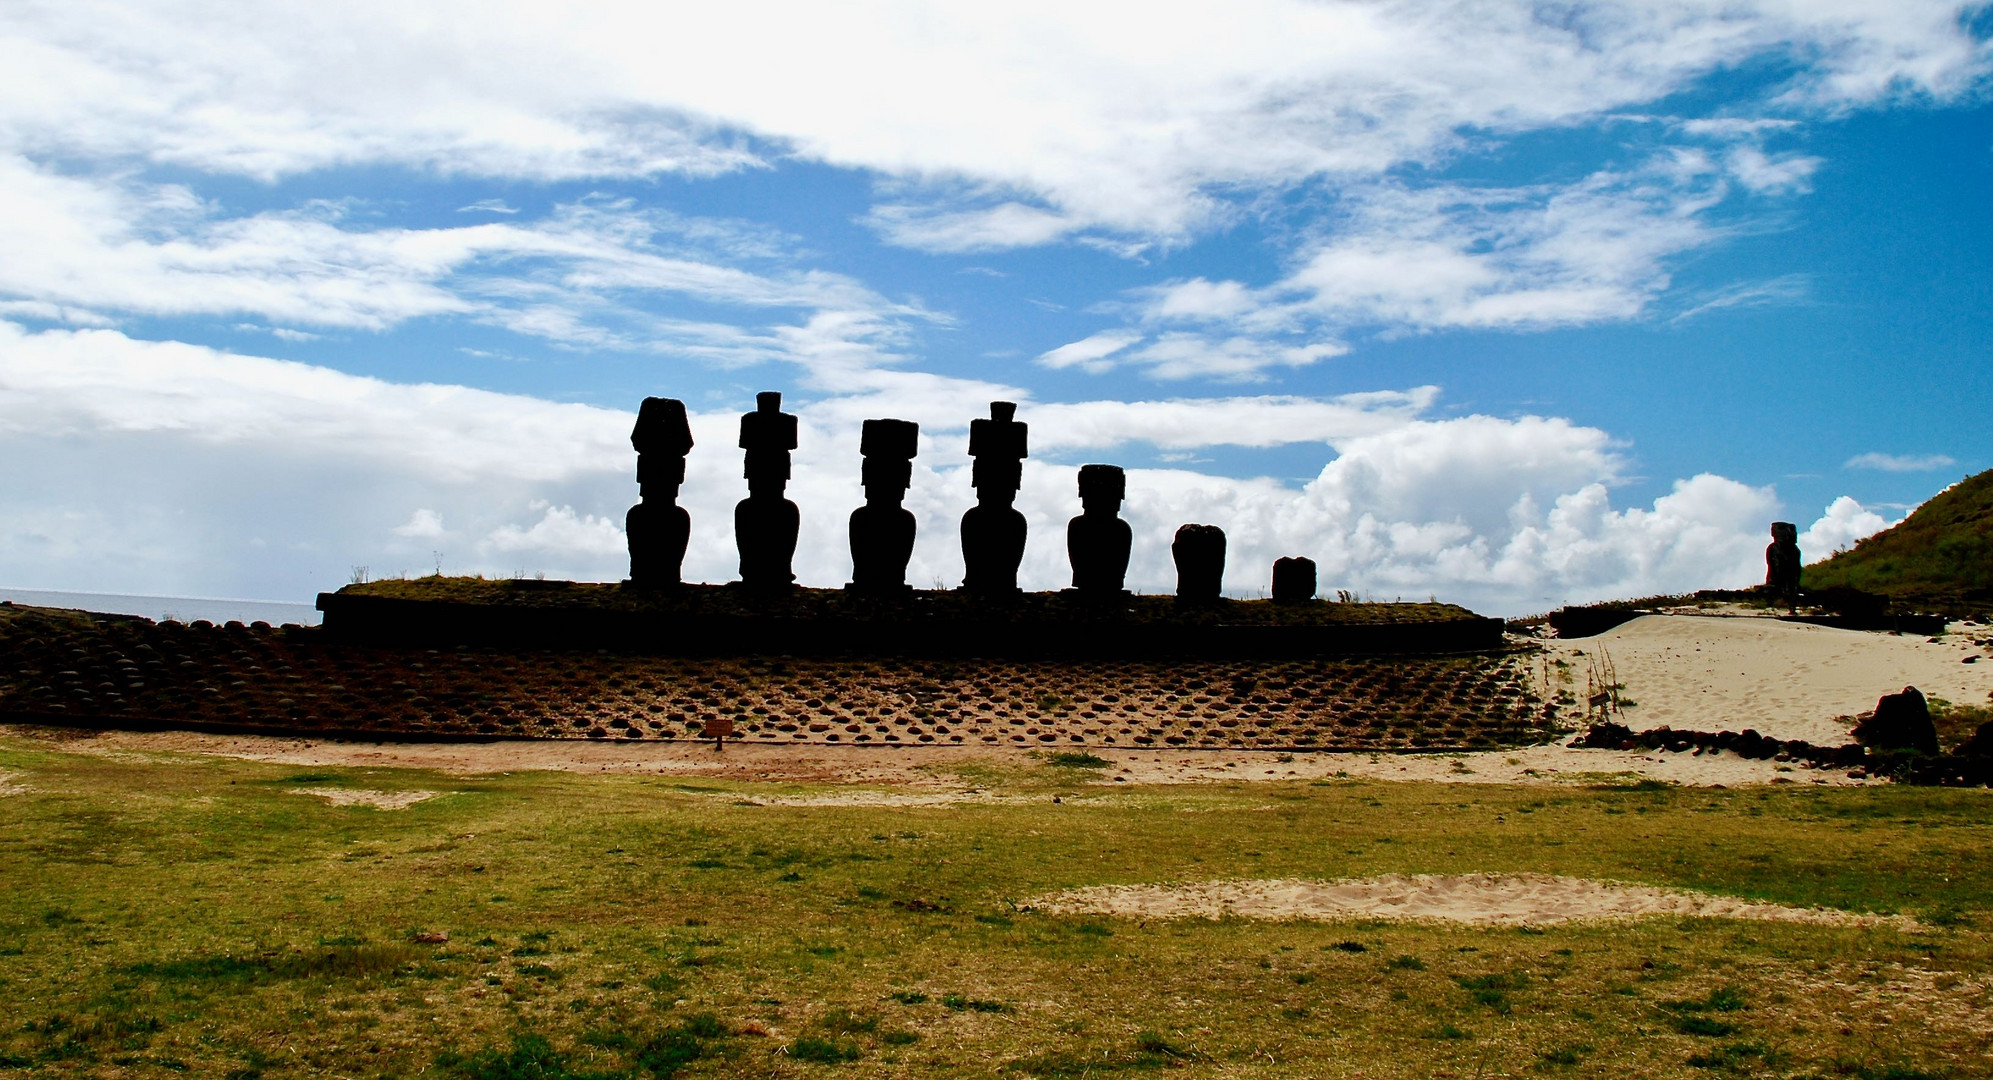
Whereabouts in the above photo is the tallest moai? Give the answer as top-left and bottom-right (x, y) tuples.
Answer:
(736, 391), (800, 590)
(961, 401), (1028, 594)
(626, 396), (694, 586)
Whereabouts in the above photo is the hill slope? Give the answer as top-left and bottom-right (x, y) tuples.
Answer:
(1804, 469), (1993, 612)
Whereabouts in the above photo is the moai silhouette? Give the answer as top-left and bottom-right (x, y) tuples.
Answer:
(626, 397), (694, 586)
(1172, 524), (1226, 604)
(960, 401), (1029, 594)
(735, 391), (800, 590)
(1272, 556), (1317, 603)
(1067, 464), (1131, 596)
(1765, 521), (1802, 610)
(848, 418), (919, 593)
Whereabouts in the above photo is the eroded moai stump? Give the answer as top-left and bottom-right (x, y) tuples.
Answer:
(735, 391), (800, 590)
(1272, 556), (1317, 603)
(1765, 521), (1802, 608)
(1067, 464), (1131, 596)
(961, 401), (1029, 594)
(849, 418), (919, 593)
(1172, 523), (1226, 603)
(1855, 685), (1940, 756)
(626, 396), (694, 586)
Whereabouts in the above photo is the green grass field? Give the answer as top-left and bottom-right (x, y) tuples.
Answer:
(2, 732), (1989, 1079)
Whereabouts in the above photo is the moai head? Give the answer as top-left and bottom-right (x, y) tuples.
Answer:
(1077, 464), (1125, 515)
(739, 391), (799, 496)
(859, 418), (918, 504)
(1771, 521), (1798, 546)
(969, 401), (1028, 505)
(632, 397), (694, 500)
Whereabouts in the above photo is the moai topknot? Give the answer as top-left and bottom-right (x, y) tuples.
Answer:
(1765, 521), (1801, 610)
(735, 391), (799, 590)
(848, 418), (919, 593)
(1272, 556), (1317, 603)
(1172, 523), (1226, 604)
(1067, 464), (1131, 596)
(961, 401), (1029, 594)
(626, 397), (694, 586)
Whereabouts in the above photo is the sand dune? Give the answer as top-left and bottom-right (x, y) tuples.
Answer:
(1031, 873), (1915, 928)
(1545, 613), (1993, 744)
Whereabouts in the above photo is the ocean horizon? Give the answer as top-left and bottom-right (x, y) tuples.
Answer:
(0, 587), (321, 627)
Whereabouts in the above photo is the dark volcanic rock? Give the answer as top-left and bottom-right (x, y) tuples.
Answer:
(1853, 685), (1940, 756)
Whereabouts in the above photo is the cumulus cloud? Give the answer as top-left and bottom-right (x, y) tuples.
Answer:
(1845, 452), (1958, 472)
(0, 320), (1904, 614)
(1798, 496), (1893, 560)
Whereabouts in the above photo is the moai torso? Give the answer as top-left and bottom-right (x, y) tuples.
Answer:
(1067, 464), (1131, 596)
(735, 391), (800, 589)
(626, 397), (693, 586)
(961, 401), (1029, 594)
(1272, 556), (1317, 603)
(1172, 524), (1226, 603)
(849, 418), (919, 592)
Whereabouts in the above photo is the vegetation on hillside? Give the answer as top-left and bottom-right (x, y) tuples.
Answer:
(1804, 469), (1993, 613)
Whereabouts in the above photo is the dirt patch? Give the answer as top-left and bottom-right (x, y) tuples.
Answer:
(287, 787), (439, 809)
(0, 770), (27, 796)
(1030, 873), (1915, 928)
(22, 729), (1888, 789)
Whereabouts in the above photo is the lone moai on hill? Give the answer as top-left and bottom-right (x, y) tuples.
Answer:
(1272, 556), (1317, 603)
(735, 391), (800, 590)
(626, 396), (694, 586)
(849, 418), (919, 593)
(961, 401), (1029, 594)
(1172, 523), (1226, 604)
(1765, 521), (1801, 609)
(1067, 464), (1131, 596)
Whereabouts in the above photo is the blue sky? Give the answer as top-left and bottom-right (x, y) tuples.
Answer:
(0, 2), (1988, 614)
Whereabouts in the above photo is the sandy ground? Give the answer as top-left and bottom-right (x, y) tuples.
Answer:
(7, 614), (1985, 791)
(286, 787), (439, 809)
(1544, 613), (1992, 744)
(1030, 873), (1917, 928)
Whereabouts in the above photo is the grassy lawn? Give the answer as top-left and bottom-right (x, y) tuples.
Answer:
(2, 734), (1989, 1078)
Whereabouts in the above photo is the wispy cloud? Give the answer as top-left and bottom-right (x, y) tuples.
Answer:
(1846, 452), (1958, 472)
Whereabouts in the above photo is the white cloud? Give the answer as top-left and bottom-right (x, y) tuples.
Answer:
(1845, 451), (1958, 472)
(1126, 334), (1348, 381)
(0, 320), (1907, 614)
(392, 508), (446, 540)
(864, 201), (1076, 253)
(1036, 329), (1143, 373)
(458, 199), (520, 214)
(1798, 495), (1892, 560)
(1, 2), (1983, 245)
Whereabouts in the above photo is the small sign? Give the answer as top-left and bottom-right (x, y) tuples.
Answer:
(702, 716), (735, 740)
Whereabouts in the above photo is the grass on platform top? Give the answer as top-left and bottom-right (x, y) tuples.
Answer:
(335, 576), (1482, 626)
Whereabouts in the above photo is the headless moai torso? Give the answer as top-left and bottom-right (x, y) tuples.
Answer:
(961, 401), (1028, 594)
(735, 391), (800, 589)
(626, 397), (694, 586)
(849, 418), (919, 592)
(1272, 556), (1317, 603)
(1765, 521), (1801, 606)
(1067, 464), (1131, 596)
(1172, 523), (1226, 603)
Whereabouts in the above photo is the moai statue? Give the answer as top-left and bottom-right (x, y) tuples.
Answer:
(626, 396), (694, 586)
(1765, 521), (1802, 610)
(735, 391), (800, 590)
(1272, 556), (1317, 603)
(960, 401), (1029, 594)
(1172, 524), (1226, 604)
(848, 418), (919, 593)
(1067, 464), (1131, 596)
